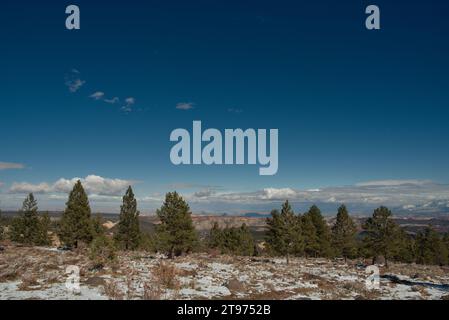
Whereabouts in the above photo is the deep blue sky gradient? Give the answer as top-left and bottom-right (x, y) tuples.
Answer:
(1, 0), (449, 211)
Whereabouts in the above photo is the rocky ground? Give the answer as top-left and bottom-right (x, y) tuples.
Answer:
(1, 244), (449, 300)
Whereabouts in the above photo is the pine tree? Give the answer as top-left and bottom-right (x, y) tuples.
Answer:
(208, 222), (224, 249)
(392, 228), (415, 263)
(301, 212), (319, 258)
(91, 214), (106, 237)
(238, 223), (255, 256)
(362, 206), (402, 267)
(0, 209), (4, 241)
(10, 193), (49, 245)
(304, 205), (333, 257)
(444, 233), (449, 263)
(415, 227), (448, 266)
(155, 192), (198, 258)
(331, 205), (357, 262)
(265, 200), (303, 264)
(36, 211), (51, 246)
(58, 180), (93, 248)
(114, 186), (141, 250)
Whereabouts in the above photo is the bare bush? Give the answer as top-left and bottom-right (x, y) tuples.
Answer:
(143, 282), (163, 300)
(153, 261), (179, 289)
(103, 280), (124, 300)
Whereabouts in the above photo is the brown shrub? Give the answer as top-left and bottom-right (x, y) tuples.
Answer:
(18, 274), (40, 291)
(103, 280), (124, 300)
(143, 282), (163, 300)
(153, 261), (179, 289)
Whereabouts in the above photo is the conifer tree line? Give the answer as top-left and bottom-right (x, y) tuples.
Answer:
(0, 182), (198, 261)
(265, 201), (449, 266)
(1, 183), (449, 267)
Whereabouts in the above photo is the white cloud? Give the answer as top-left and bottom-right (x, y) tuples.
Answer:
(10, 182), (52, 194)
(182, 180), (449, 214)
(104, 97), (119, 104)
(89, 91), (105, 100)
(0, 162), (24, 170)
(121, 97), (136, 113)
(259, 188), (297, 200)
(9, 175), (133, 196)
(193, 189), (216, 198)
(355, 179), (433, 187)
(65, 76), (86, 93)
(125, 97), (135, 105)
(176, 102), (195, 110)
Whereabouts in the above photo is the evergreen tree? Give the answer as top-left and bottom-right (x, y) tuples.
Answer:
(238, 223), (255, 256)
(91, 213), (106, 237)
(36, 211), (52, 246)
(392, 228), (415, 263)
(211, 223), (255, 256)
(10, 193), (49, 245)
(0, 209), (4, 241)
(265, 200), (303, 264)
(114, 186), (141, 250)
(301, 213), (319, 258)
(331, 205), (357, 262)
(58, 180), (93, 248)
(155, 192), (198, 258)
(362, 206), (402, 267)
(444, 233), (449, 263)
(415, 227), (448, 266)
(208, 222), (224, 249)
(304, 205), (333, 257)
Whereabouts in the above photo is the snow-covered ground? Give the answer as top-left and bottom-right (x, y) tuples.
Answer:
(1, 244), (448, 300)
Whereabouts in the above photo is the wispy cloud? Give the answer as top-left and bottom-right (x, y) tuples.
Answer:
(9, 175), (134, 196)
(121, 97), (136, 113)
(0, 162), (25, 170)
(176, 102), (195, 110)
(104, 97), (119, 104)
(10, 182), (52, 194)
(89, 89), (135, 111)
(180, 179), (449, 214)
(89, 91), (105, 100)
(227, 108), (243, 114)
(65, 69), (85, 93)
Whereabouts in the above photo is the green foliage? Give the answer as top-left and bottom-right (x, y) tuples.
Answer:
(58, 180), (93, 248)
(415, 227), (448, 266)
(37, 212), (52, 246)
(362, 206), (402, 266)
(208, 223), (255, 256)
(114, 186), (141, 250)
(300, 213), (319, 257)
(265, 200), (303, 262)
(303, 205), (333, 257)
(155, 192), (199, 257)
(331, 205), (357, 261)
(392, 228), (415, 263)
(9, 194), (50, 246)
(0, 210), (4, 241)
(89, 234), (117, 267)
(91, 213), (106, 237)
(139, 232), (157, 252)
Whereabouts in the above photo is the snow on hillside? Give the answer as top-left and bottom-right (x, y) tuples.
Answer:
(1, 245), (448, 300)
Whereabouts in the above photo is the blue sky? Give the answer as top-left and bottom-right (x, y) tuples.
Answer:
(1, 0), (449, 214)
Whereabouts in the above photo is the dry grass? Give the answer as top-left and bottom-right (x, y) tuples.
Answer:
(152, 261), (179, 289)
(18, 274), (40, 291)
(103, 280), (124, 300)
(143, 282), (164, 300)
